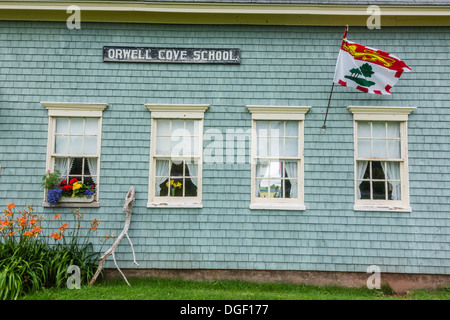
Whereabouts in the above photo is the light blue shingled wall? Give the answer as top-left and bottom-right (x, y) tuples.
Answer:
(0, 21), (449, 275)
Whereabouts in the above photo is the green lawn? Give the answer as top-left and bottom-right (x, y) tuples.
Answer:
(20, 277), (450, 300)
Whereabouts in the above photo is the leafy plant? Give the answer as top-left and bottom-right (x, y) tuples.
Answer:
(41, 170), (62, 189)
(0, 203), (113, 300)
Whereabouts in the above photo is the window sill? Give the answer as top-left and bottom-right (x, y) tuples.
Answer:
(250, 203), (306, 211)
(147, 202), (203, 208)
(353, 204), (411, 213)
(42, 202), (100, 208)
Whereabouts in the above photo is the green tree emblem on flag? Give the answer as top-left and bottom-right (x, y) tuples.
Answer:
(344, 63), (375, 87)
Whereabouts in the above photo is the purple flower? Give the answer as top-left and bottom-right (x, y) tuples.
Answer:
(47, 188), (62, 205)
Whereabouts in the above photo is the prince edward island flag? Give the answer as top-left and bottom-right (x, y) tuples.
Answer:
(333, 28), (411, 95)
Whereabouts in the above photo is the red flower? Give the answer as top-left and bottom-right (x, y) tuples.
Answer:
(60, 180), (67, 185)
(69, 178), (78, 185)
(62, 185), (73, 191)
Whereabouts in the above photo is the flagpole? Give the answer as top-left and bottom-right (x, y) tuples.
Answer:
(322, 82), (335, 131)
(322, 25), (348, 132)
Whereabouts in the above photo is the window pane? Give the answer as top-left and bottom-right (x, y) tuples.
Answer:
(155, 159), (170, 177)
(157, 180), (169, 197)
(69, 158), (83, 176)
(388, 181), (401, 201)
(85, 118), (98, 135)
(185, 178), (198, 196)
(185, 120), (198, 136)
(387, 140), (401, 159)
(256, 121), (269, 137)
(269, 161), (282, 178)
(192, 137), (200, 156)
(372, 161), (385, 180)
(385, 162), (401, 180)
(170, 136), (183, 156)
(387, 122), (400, 138)
(185, 163), (198, 178)
(362, 162), (370, 179)
(373, 181), (386, 199)
(357, 121), (370, 138)
(83, 136), (97, 155)
(269, 137), (282, 157)
(170, 161), (184, 177)
(257, 179), (269, 198)
(285, 121), (298, 137)
(69, 118), (84, 135)
(270, 121), (283, 137)
(373, 122), (386, 138)
(270, 181), (282, 198)
(56, 118), (69, 134)
(157, 119), (170, 135)
(373, 140), (387, 158)
(69, 136), (83, 154)
(55, 135), (68, 154)
(256, 160), (270, 178)
(358, 181), (371, 199)
(357, 139), (371, 158)
(285, 138), (298, 157)
(284, 160), (298, 178)
(171, 119), (184, 135)
(257, 137), (269, 157)
(156, 137), (170, 155)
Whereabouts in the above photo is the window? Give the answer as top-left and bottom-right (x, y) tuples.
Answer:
(246, 105), (310, 210)
(146, 104), (209, 208)
(42, 102), (108, 207)
(348, 106), (415, 212)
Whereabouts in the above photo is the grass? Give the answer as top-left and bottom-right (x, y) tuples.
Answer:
(19, 277), (450, 300)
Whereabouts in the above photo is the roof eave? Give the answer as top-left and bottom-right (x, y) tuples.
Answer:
(0, 1), (449, 26)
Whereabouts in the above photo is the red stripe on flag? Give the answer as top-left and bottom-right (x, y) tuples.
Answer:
(395, 69), (404, 78)
(338, 79), (347, 87)
(385, 85), (392, 94)
(373, 90), (382, 95)
(341, 40), (410, 72)
(376, 49), (390, 56)
(356, 85), (369, 93)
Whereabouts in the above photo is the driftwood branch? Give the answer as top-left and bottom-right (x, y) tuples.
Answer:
(89, 186), (139, 286)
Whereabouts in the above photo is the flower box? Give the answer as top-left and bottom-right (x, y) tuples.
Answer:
(59, 196), (95, 203)
(42, 171), (97, 205)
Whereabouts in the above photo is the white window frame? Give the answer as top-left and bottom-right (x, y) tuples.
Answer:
(42, 102), (108, 207)
(348, 106), (416, 212)
(246, 105), (310, 211)
(146, 104), (209, 208)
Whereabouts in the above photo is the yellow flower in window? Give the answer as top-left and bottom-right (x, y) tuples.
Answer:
(72, 182), (83, 190)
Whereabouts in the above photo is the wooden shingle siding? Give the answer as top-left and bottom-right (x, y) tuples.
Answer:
(0, 21), (449, 275)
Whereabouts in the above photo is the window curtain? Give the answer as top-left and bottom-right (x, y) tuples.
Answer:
(386, 162), (401, 200)
(284, 161), (298, 199)
(186, 161), (198, 187)
(356, 161), (369, 199)
(255, 161), (269, 197)
(54, 158), (74, 181)
(86, 158), (98, 184)
(155, 160), (170, 196)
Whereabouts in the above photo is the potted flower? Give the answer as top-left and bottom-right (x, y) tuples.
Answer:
(42, 170), (96, 205)
(166, 179), (182, 196)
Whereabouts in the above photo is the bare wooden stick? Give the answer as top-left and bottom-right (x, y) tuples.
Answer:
(89, 186), (139, 286)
